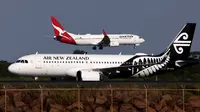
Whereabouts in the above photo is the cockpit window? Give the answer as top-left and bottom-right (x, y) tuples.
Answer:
(16, 60), (28, 63)
(16, 60), (20, 63)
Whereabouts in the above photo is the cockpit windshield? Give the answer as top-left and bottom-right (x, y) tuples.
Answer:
(16, 60), (28, 63)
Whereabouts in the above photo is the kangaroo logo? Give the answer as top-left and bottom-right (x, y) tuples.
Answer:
(52, 23), (71, 40)
(173, 32), (191, 54)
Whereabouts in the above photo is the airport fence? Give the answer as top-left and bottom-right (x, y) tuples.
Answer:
(0, 84), (199, 112)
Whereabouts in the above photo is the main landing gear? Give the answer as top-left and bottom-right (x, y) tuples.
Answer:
(92, 45), (103, 50)
(92, 46), (97, 50)
(99, 46), (103, 50)
(133, 44), (136, 49)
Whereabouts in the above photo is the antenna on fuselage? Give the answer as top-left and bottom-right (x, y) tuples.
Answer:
(119, 52), (122, 55)
(36, 52), (38, 54)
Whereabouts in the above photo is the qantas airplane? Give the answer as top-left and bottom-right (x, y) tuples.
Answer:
(8, 23), (199, 81)
(51, 16), (145, 50)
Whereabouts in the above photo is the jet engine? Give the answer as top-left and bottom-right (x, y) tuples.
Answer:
(135, 43), (140, 46)
(109, 41), (119, 46)
(76, 70), (103, 81)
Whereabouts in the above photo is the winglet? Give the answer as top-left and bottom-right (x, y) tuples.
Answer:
(103, 29), (108, 37)
(98, 29), (110, 46)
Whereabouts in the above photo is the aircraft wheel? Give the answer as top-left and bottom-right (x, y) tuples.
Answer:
(92, 46), (97, 50)
(99, 46), (103, 50)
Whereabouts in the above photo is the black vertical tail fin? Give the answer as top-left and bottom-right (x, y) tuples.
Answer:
(161, 23), (196, 63)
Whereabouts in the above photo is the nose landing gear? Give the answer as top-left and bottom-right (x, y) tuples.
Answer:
(33, 77), (38, 81)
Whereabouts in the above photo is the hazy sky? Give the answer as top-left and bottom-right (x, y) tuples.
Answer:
(1, 0), (200, 62)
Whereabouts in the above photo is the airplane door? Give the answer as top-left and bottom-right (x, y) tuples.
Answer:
(35, 55), (42, 69)
(34, 55), (47, 75)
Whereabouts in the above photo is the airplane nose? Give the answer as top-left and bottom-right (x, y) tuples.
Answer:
(140, 38), (145, 43)
(8, 64), (19, 74)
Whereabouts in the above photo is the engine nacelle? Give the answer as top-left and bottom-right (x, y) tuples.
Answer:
(135, 43), (140, 46)
(76, 70), (103, 81)
(109, 41), (119, 46)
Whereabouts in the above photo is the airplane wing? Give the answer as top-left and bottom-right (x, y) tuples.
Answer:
(97, 29), (111, 46)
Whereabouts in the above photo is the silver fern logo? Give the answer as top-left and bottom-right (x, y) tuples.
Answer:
(173, 32), (191, 54)
(131, 50), (170, 77)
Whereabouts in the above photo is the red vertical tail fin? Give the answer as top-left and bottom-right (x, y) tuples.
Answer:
(50, 16), (76, 44)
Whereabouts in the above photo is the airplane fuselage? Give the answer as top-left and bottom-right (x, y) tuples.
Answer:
(71, 34), (144, 46)
(8, 54), (133, 77)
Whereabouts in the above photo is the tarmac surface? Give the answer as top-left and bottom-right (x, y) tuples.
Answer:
(0, 80), (199, 84)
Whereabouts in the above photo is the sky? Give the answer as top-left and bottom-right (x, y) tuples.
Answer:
(0, 0), (200, 62)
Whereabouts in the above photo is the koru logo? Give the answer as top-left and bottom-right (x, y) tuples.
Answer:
(173, 32), (191, 54)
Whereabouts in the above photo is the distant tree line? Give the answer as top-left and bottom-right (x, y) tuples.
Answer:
(73, 49), (87, 54)
(0, 60), (15, 77)
(0, 50), (200, 81)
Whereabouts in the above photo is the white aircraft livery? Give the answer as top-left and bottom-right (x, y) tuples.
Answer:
(51, 16), (145, 50)
(8, 23), (199, 81)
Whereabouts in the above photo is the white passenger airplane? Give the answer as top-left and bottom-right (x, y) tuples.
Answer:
(8, 23), (199, 81)
(51, 16), (145, 50)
